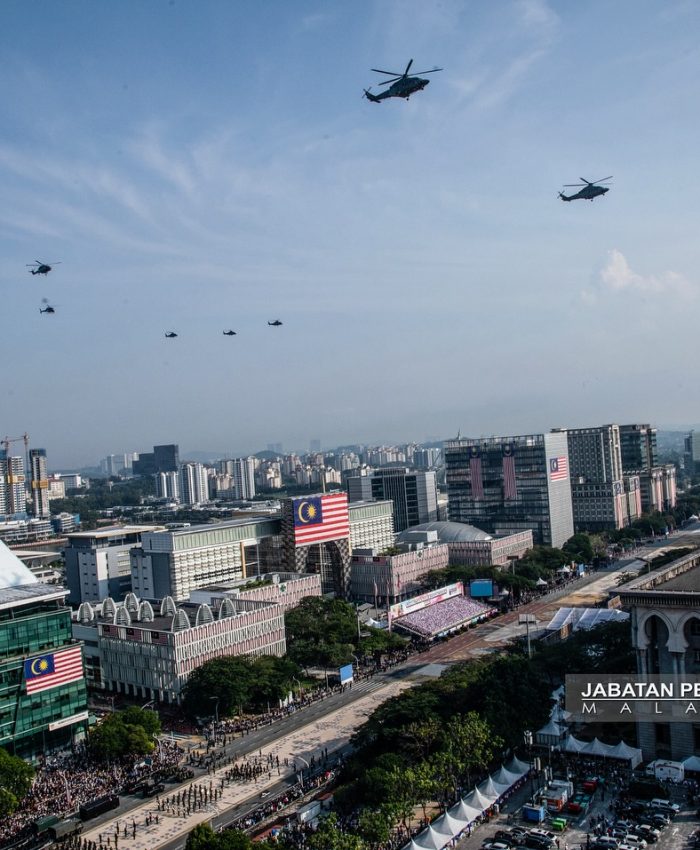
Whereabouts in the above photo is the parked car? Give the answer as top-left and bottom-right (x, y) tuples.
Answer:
(648, 812), (670, 827)
(648, 800), (679, 817)
(620, 835), (646, 849)
(524, 837), (554, 850)
(633, 825), (660, 843)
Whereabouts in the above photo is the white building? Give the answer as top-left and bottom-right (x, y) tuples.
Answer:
(348, 500), (395, 552)
(232, 457), (256, 500)
(0, 453), (26, 518)
(179, 463), (209, 506)
(156, 471), (180, 502)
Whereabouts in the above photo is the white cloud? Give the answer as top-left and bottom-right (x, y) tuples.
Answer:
(599, 249), (695, 297)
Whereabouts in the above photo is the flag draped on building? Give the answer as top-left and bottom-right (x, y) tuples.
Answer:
(502, 444), (517, 500)
(292, 493), (349, 545)
(24, 645), (83, 694)
(549, 456), (568, 481)
(469, 446), (484, 499)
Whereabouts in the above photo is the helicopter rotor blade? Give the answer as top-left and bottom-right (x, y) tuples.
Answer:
(371, 68), (402, 76)
(378, 77), (402, 86)
(590, 176), (613, 185)
(563, 183), (586, 187)
(403, 58), (414, 77)
(411, 68), (443, 75)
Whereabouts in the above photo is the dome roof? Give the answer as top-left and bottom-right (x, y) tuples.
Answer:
(395, 521), (493, 544)
(0, 541), (38, 588)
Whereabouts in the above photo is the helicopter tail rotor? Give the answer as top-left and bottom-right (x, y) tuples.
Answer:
(363, 88), (381, 103)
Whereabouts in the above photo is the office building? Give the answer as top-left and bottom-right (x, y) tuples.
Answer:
(73, 591), (285, 704)
(0, 574), (88, 758)
(47, 477), (66, 501)
(29, 449), (49, 519)
(348, 500), (395, 552)
(347, 468), (438, 532)
(100, 454), (125, 477)
(280, 493), (351, 596)
(131, 517), (282, 602)
(132, 443), (179, 476)
(178, 462), (209, 506)
(395, 522), (533, 567)
(620, 424), (658, 473)
(564, 425), (627, 532)
(444, 432), (574, 548)
(619, 551), (700, 760)
(189, 571), (322, 613)
(350, 541), (449, 604)
(0, 452), (26, 519)
(64, 525), (165, 604)
(413, 447), (441, 469)
(638, 465), (678, 514)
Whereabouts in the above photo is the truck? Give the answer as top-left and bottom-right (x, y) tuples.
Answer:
(645, 759), (685, 783)
(48, 820), (83, 841)
(79, 794), (119, 820)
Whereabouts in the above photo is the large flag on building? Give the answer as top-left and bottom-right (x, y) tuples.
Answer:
(292, 493), (349, 546)
(502, 444), (517, 500)
(469, 446), (484, 499)
(24, 645), (83, 694)
(549, 456), (569, 481)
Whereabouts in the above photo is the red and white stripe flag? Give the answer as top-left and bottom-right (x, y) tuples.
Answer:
(292, 493), (349, 546)
(25, 645), (83, 695)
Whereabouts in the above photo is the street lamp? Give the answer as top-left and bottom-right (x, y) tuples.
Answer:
(142, 700), (156, 711)
(294, 755), (310, 786)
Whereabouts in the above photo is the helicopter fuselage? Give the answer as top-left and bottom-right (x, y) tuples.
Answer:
(367, 76), (430, 102)
(560, 185), (609, 202)
(30, 265), (52, 275)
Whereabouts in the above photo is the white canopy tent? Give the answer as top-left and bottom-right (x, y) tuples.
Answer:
(402, 757), (530, 850)
(683, 755), (700, 772)
(535, 719), (566, 746)
(561, 735), (642, 767)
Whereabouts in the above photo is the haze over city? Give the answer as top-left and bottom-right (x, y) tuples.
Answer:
(2, 0), (699, 467)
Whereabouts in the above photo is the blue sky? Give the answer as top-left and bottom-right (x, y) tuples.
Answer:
(1, 0), (699, 467)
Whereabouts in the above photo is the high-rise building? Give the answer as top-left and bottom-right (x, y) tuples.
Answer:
(100, 454), (126, 477)
(346, 468), (438, 532)
(155, 470), (180, 502)
(232, 457), (256, 500)
(413, 448), (441, 469)
(178, 462), (209, 506)
(564, 425), (627, 531)
(444, 433), (574, 548)
(132, 444), (179, 476)
(620, 424), (658, 473)
(29, 448), (50, 519)
(0, 451), (26, 519)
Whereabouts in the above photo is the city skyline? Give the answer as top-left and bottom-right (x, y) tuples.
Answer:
(2, 1), (699, 467)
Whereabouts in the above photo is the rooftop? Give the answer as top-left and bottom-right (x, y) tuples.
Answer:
(395, 521), (493, 543)
(652, 568), (700, 594)
(66, 524), (164, 540)
(0, 582), (67, 610)
(0, 540), (39, 588)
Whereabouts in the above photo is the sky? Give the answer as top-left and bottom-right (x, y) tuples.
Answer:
(1, 0), (699, 468)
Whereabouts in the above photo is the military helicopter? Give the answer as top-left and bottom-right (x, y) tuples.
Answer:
(164, 331), (178, 338)
(39, 298), (55, 314)
(223, 330), (237, 336)
(267, 320), (283, 327)
(559, 176), (612, 202)
(27, 260), (61, 276)
(363, 58), (442, 103)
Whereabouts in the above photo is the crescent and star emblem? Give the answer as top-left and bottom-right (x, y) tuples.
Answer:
(297, 501), (318, 523)
(30, 657), (49, 675)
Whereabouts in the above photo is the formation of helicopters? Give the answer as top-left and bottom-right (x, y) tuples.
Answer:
(27, 57), (612, 328)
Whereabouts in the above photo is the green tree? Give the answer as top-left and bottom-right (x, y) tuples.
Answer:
(563, 533), (594, 564)
(285, 597), (358, 668)
(306, 814), (365, 850)
(181, 656), (255, 719)
(185, 823), (218, 850)
(0, 748), (34, 816)
(357, 808), (391, 846)
(88, 709), (157, 761)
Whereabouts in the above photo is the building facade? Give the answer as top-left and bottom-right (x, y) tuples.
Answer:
(73, 592), (285, 704)
(619, 551), (700, 761)
(29, 449), (50, 520)
(565, 425), (627, 531)
(445, 433), (574, 548)
(348, 500), (395, 552)
(131, 518), (283, 602)
(350, 543), (450, 603)
(395, 522), (533, 567)
(0, 452), (26, 519)
(189, 572), (322, 613)
(620, 424), (658, 473)
(64, 525), (164, 604)
(179, 463), (209, 506)
(346, 468), (438, 532)
(1, 583), (88, 758)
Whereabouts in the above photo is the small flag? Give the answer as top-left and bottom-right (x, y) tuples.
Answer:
(549, 456), (568, 481)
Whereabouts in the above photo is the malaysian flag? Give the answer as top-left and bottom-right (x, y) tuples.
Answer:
(24, 646), (83, 695)
(549, 456), (568, 481)
(502, 444), (517, 500)
(614, 481), (626, 527)
(292, 493), (349, 546)
(469, 446), (484, 499)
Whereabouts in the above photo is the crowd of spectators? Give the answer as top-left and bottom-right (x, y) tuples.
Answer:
(0, 740), (183, 847)
(393, 596), (494, 639)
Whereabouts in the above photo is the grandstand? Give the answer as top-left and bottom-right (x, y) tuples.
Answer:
(392, 595), (495, 640)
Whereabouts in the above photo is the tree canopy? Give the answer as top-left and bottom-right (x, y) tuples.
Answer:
(89, 706), (161, 761)
(0, 748), (34, 817)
